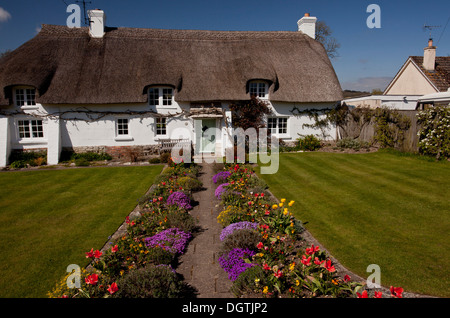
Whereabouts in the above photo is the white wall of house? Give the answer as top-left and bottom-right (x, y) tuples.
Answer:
(0, 99), (338, 167)
(384, 60), (438, 95)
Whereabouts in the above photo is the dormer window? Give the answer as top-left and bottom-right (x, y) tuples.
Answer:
(14, 87), (36, 107)
(148, 87), (173, 106)
(249, 81), (268, 99)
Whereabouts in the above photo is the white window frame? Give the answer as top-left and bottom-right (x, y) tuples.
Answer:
(267, 117), (288, 136)
(16, 119), (44, 140)
(155, 117), (167, 137)
(249, 81), (268, 99)
(114, 117), (134, 141)
(148, 87), (174, 107)
(14, 87), (37, 109)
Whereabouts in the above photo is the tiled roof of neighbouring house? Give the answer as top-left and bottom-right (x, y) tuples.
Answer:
(411, 56), (450, 92)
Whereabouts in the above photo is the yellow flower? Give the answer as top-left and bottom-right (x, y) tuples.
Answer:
(281, 198), (286, 203)
(289, 262), (295, 271)
(288, 200), (295, 207)
(283, 208), (288, 215)
(272, 204), (278, 209)
(263, 286), (269, 294)
(295, 280), (300, 286)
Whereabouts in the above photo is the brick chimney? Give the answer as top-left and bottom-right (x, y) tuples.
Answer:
(423, 38), (436, 71)
(297, 13), (317, 39)
(88, 9), (106, 38)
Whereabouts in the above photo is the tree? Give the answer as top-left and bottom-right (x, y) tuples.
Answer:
(315, 21), (340, 59)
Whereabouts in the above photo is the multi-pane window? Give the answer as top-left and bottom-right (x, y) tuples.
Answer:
(249, 82), (268, 99)
(268, 117), (287, 134)
(148, 87), (173, 106)
(18, 120), (43, 139)
(156, 117), (167, 135)
(117, 118), (129, 135)
(15, 88), (36, 107)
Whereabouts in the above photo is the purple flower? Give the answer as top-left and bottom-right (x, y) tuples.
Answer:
(213, 171), (232, 184)
(218, 248), (256, 281)
(215, 183), (229, 200)
(145, 228), (191, 254)
(220, 221), (259, 241)
(167, 191), (192, 210)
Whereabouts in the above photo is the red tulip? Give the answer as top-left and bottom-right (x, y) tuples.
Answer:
(107, 282), (119, 294)
(324, 259), (335, 272)
(374, 291), (382, 298)
(111, 245), (118, 253)
(257, 242), (264, 249)
(314, 257), (324, 266)
(85, 274), (98, 285)
(305, 244), (320, 255)
(390, 286), (404, 298)
(93, 250), (102, 258)
(344, 275), (351, 282)
(301, 255), (312, 266)
(357, 290), (368, 298)
(85, 248), (94, 258)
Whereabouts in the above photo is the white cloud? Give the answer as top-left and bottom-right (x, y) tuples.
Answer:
(0, 7), (11, 23)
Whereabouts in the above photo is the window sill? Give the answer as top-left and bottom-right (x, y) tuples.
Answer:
(114, 136), (134, 142)
(20, 105), (40, 111)
(17, 139), (48, 145)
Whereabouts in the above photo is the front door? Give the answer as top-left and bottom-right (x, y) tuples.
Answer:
(200, 119), (216, 153)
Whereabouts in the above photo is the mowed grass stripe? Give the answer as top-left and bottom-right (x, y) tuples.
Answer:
(0, 165), (163, 298)
(258, 151), (450, 297)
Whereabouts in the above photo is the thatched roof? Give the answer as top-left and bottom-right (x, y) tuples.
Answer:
(0, 24), (342, 106)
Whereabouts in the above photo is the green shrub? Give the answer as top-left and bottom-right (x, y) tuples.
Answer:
(219, 229), (262, 257)
(336, 137), (369, 151)
(160, 152), (171, 163)
(297, 135), (322, 151)
(10, 160), (27, 169)
(417, 105), (450, 160)
(71, 152), (112, 162)
(149, 157), (161, 164)
(178, 176), (203, 192)
(230, 265), (267, 297)
(75, 158), (90, 167)
(165, 210), (198, 233)
(113, 265), (190, 298)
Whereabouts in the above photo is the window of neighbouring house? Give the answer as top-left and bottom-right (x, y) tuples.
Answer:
(15, 87), (36, 107)
(148, 87), (174, 106)
(18, 119), (43, 139)
(268, 117), (288, 135)
(156, 117), (167, 136)
(117, 118), (129, 136)
(249, 81), (268, 99)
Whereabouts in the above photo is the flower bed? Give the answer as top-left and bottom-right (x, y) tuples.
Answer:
(48, 158), (200, 298)
(213, 164), (404, 298)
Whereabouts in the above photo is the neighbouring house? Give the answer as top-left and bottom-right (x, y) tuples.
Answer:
(344, 39), (450, 110)
(0, 11), (342, 167)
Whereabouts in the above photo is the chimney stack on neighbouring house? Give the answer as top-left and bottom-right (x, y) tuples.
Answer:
(423, 38), (436, 71)
(88, 9), (106, 38)
(297, 13), (317, 39)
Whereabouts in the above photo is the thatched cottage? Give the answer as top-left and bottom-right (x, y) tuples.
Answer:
(0, 11), (342, 166)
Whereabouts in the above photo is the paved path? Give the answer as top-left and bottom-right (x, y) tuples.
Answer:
(177, 163), (233, 298)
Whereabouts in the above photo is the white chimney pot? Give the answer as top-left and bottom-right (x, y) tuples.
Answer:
(297, 13), (317, 39)
(88, 9), (106, 38)
(423, 39), (436, 71)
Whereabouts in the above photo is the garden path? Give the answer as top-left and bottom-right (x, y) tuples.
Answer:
(177, 163), (234, 298)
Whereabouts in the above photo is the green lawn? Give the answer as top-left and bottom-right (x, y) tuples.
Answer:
(0, 165), (163, 298)
(257, 150), (450, 297)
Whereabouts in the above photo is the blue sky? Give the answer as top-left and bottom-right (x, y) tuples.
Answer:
(1, 0), (449, 92)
